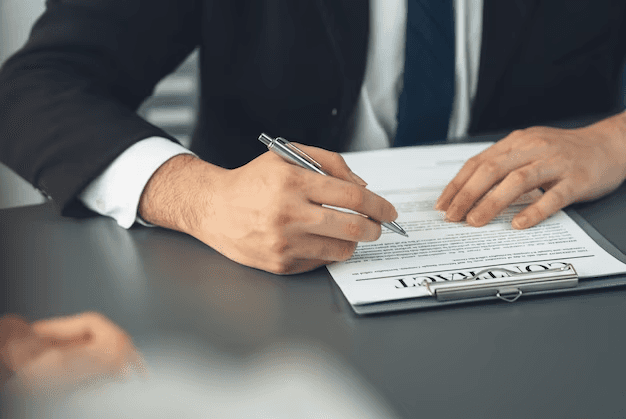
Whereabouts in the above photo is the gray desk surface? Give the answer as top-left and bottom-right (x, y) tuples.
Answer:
(2, 172), (626, 418)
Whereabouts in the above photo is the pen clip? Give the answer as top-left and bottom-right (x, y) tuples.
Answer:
(279, 138), (323, 169)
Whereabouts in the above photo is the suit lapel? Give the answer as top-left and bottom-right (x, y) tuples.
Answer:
(470, 0), (540, 132)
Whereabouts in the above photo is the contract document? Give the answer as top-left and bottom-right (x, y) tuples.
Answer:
(327, 143), (626, 314)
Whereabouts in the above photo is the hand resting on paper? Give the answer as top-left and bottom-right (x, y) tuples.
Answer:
(436, 112), (626, 229)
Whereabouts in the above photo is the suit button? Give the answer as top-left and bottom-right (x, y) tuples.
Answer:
(331, 108), (338, 116)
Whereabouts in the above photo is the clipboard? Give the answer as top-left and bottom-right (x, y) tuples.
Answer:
(347, 208), (626, 315)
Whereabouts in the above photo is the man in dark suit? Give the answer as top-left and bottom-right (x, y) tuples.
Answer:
(1, 0), (626, 274)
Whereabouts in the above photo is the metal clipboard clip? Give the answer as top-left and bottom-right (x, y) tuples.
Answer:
(420, 264), (579, 303)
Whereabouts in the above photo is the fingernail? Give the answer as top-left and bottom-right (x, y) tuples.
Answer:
(512, 216), (527, 229)
(444, 208), (458, 222)
(350, 171), (368, 187)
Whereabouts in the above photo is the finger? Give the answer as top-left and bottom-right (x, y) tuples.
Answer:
(258, 234), (357, 275)
(32, 313), (92, 341)
(119, 348), (149, 380)
(0, 316), (39, 373)
(275, 258), (334, 275)
(29, 317), (92, 348)
(464, 161), (560, 227)
(436, 155), (483, 212)
(292, 143), (368, 186)
(435, 141), (512, 211)
(304, 173), (398, 223)
(33, 312), (133, 360)
(435, 131), (544, 211)
(511, 181), (575, 229)
(304, 204), (383, 242)
(443, 149), (543, 222)
(290, 234), (358, 263)
(40, 332), (91, 349)
(0, 315), (32, 345)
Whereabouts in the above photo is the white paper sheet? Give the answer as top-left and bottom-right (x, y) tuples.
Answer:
(327, 143), (626, 310)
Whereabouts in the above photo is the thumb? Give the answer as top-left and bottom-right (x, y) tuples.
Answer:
(291, 143), (368, 186)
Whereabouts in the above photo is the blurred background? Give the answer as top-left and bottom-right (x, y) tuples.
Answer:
(0, 0), (198, 209)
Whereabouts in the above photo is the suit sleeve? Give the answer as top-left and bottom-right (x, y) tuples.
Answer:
(0, 0), (201, 215)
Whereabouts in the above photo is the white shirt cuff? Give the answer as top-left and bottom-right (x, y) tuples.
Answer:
(78, 137), (195, 229)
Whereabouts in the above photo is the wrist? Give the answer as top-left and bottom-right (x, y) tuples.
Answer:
(138, 154), (227, 234)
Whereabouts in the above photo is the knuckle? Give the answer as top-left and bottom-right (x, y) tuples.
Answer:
(509, 168), (531, 186)
(509, 128), (542, 148)
(343, 185), (366, 208)
(337, 241), (358, 261)
(348, 218), (382, 242)
(268, 234), (290, 256)
(275, 165), (302, 190)
(448, 178), (465, 193)
(318, 240), (356, 262)
(270, 203), (294, 227)
(480, 160), (501, 177)
(329, 152), (347, 168)
(526, 132), (549, 148)
(265, 249), (296, 275)
(344, 220), (364, 240)
(311, 209), (330, 228)
(509, 129), (526, 140)
(463, 156), (481, 172)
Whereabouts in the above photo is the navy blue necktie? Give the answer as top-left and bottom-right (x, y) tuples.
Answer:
(394, 0), (455, 146)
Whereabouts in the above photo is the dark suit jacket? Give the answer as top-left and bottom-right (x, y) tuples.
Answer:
(1, 0), (625, 215)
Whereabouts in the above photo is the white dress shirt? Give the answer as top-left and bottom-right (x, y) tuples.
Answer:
(79, 0), (483, 228)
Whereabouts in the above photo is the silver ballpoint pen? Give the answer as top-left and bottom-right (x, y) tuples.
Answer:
(258, 133), (408, 238)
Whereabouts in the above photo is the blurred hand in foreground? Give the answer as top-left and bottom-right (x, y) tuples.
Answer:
(0, 312), (145, 397)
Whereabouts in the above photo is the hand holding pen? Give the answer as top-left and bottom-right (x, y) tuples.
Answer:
(139, 135), (401, 275)
(259, 134), (407, 237)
